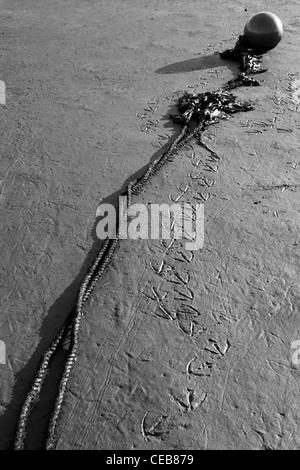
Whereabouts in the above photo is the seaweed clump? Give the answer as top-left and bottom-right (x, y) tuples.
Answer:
(220, 34), (268, 74)
(172, 89), (254, 127)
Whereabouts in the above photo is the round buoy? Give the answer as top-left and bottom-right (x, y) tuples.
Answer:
(244, 12), (283, 52)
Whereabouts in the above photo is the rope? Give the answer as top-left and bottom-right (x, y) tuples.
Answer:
(13, 35), (267, 450)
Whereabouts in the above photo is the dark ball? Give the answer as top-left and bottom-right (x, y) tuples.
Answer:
(244, 12), (283, 51)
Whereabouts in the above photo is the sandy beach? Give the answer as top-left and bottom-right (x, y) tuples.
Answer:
(0, 0), (300, 450)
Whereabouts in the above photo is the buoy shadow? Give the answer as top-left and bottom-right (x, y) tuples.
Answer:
(156, 52), (238, 75)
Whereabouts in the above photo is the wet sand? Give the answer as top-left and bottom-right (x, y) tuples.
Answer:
(0, 0), (300, 450)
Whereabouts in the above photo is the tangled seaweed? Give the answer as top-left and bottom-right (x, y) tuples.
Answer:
(13, 35), (268, 450)
(220, 34), (268, 74)
(171, 89), (254, 126)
